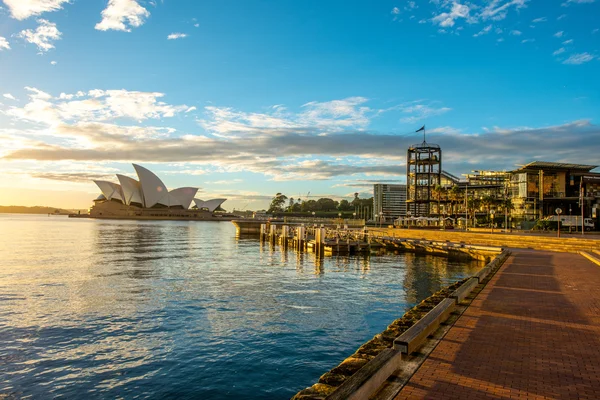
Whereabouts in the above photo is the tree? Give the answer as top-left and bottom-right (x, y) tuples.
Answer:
(317, 198), (338, 211)
(337, 199), (352, 211)
(287, 197), (295, 212)
(268, 193), (288, 213)
(448, 186), (461, 217)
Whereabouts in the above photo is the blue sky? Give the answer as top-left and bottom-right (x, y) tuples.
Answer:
(0, 0), (599, 210)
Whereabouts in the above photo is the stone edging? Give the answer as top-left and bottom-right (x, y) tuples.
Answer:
(291, 249), (511, 400)
(579, 251), (600, 267)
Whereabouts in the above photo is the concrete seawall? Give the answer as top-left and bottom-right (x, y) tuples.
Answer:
(373, 228), (600, 253)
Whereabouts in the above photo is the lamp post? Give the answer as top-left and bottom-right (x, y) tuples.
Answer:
(556, 208), (562, 238)
(379, 211), (383, 228)
(490, 210), (495, 234)
(353, 212), (356, 220)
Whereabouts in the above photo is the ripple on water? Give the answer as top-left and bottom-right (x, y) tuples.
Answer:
(0, 214), (483, 399)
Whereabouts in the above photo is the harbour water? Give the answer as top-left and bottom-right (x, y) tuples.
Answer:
(0, 214), (483, 399)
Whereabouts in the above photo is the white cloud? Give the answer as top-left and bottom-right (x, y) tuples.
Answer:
(557, 14), (568, 20)
(50, 60), (57, 65)
(0, 36), (10, 50)
(593, 28), (599, 34)
(391, 7), (400, 15)
(553, 47), (566, 56)
(185, 106), (196, 113)
(194, 23), (199, 28)
(95, 0), (150, 32)
(532, 17), (547, 23)
(167, 32), (187, 40)
(473, 25), (492, 37)
(521, 38), (535, 43)
(563, 39), (574, 44)
(3, 93), (17, 100)
(399, 103), (451, 124)
(6, 87), (189, 126)
(563, 52), (595, 64)
(432, 2), (471, 28)
(2, 0), (69, 20)
(478, 0), (529, 22)
(510, 30), (522, 35)
(17, 19), (61, 52)
(562, 0), (596, 5)
(554, 31), (564, 38)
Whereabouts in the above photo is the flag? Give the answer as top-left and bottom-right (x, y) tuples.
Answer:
(415, 125), (425, 132)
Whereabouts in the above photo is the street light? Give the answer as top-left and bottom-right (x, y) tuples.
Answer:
(556, 208), (562, 238)
(353, 212), (356, 220)
(379, 211), (384, 228)
(490, 210), (495, 234)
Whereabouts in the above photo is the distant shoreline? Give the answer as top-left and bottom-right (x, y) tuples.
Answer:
(0, 206), (79, 215)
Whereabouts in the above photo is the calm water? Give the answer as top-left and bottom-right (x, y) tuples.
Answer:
(0, 214), (482, 399)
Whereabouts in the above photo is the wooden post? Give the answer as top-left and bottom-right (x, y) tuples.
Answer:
(260, 224), (267, 242)
(281, 225), (288, 247)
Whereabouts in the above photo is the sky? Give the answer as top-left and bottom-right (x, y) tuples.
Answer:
(0, 0), (599, 210)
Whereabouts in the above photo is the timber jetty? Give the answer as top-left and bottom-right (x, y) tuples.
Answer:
(231, 219), (498, 260)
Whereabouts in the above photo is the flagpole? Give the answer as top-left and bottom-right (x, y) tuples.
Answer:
(423, 125), (426, 143)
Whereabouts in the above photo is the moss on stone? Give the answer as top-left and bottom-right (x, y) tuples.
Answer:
(310, 383), (337, 396)
(318, 371), (349, 386)
(291, 276), (471, 399)
(329, 356), (369, 376)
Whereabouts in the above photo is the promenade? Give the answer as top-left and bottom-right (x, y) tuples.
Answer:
(393, 250), (600, 399)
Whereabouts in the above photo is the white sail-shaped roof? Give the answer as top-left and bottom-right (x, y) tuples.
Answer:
(169, 187), (198, 209)
(193, 198), (227, 212)
(133, 164), (169, 208)
(93, 180), (124, 202)
(155, 192), (182, 208)
(117, 174), (144, 206)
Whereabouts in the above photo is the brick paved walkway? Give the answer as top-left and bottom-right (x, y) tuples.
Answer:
(394, 250), (600, 400)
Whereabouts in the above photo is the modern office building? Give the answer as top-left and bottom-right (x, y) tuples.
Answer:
(373, 184), (407, 222)
(509, 161), (600, 221)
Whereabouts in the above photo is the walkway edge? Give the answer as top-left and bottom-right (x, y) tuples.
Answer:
(314, 250), (511, 400)
(580, 251), (600, 267)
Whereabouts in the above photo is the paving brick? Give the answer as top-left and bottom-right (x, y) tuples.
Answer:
(394, 249), (600, 400)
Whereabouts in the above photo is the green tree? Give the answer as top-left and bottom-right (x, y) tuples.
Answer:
(317, 198), (338, 211)
(337, 199), (352, 211)
(268, 193), (288, 213)
(448, 186), (461, 216)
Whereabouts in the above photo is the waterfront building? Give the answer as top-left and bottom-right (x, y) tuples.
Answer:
(373, 184), (407, 222)
(509, 161), (600, 222)
(90, 164), (227, 219)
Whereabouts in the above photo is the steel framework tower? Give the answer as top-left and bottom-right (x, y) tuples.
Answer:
(406, 141), (442, 217)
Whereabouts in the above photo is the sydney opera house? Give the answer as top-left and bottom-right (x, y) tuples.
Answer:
(89, 164), (228, 220)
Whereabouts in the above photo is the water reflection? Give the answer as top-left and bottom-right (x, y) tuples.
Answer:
(0, 215), (483, 400)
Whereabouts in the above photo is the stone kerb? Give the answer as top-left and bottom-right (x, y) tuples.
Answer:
(392, 298), (456, 355)
(579, 251), (600, 267)
(325, 349), (402, 400)
(449, 278), (479, 304)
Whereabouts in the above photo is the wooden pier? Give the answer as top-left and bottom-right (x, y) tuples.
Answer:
(232, 220), (499, 260)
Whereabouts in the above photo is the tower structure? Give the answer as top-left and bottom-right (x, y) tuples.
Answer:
(406, 135), (442, 217)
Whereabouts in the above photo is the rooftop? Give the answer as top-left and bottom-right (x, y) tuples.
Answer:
(515, 161), (598, 172)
